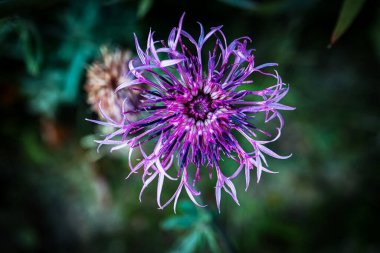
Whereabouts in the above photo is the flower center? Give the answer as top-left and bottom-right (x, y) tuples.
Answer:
(186, 94), (212, 120)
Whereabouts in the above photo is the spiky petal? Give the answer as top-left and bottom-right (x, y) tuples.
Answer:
(89, 14), (295, 212)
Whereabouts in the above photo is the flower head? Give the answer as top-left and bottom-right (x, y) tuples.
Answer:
(89, 14), (294, 212)
(85, 46), (141, 122)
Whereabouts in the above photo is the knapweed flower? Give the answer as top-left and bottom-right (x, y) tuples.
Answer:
(85, 46), (141, 122)
(89, 14), (294, 212)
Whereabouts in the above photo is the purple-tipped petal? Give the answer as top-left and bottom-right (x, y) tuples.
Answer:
(89, 13), (294, 211)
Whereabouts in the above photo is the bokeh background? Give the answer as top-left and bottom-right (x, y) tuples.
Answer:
(1, 0), (379, 252)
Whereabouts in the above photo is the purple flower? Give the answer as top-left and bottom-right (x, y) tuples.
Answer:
(88, 14), (294, 212)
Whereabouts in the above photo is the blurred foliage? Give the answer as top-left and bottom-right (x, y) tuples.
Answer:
(137, 0), (154, 19)
(0, 17), (42, 75)
(21, 1), (99, 116)
(1, 0), (379, 253)
(162, 201), (221, 253)
(331, 0), (367, 45)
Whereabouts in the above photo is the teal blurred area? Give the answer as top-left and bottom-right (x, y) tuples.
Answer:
(0, 0), (379, 252)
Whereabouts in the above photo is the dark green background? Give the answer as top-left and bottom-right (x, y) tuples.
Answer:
(1, 0), (379, 252)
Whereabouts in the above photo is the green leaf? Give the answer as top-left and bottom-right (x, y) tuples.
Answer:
(203, 228), (220, 253)
(22, 131), (50, 164)
(137, 0), (153, 19)
(161, 215), (198, 230)
(62, 46), (93, 103)
(172, 231), (201, 253)
(331, 0), (366, 45)
(178, 200), (199, 214)
(218, 0), (257, 11)
(19, 22), (42, 76)
(0, 17), (14, 37)
(0, 18), (42, 75)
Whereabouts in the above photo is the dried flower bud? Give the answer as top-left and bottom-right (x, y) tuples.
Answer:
(85, 47), (140, 123)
